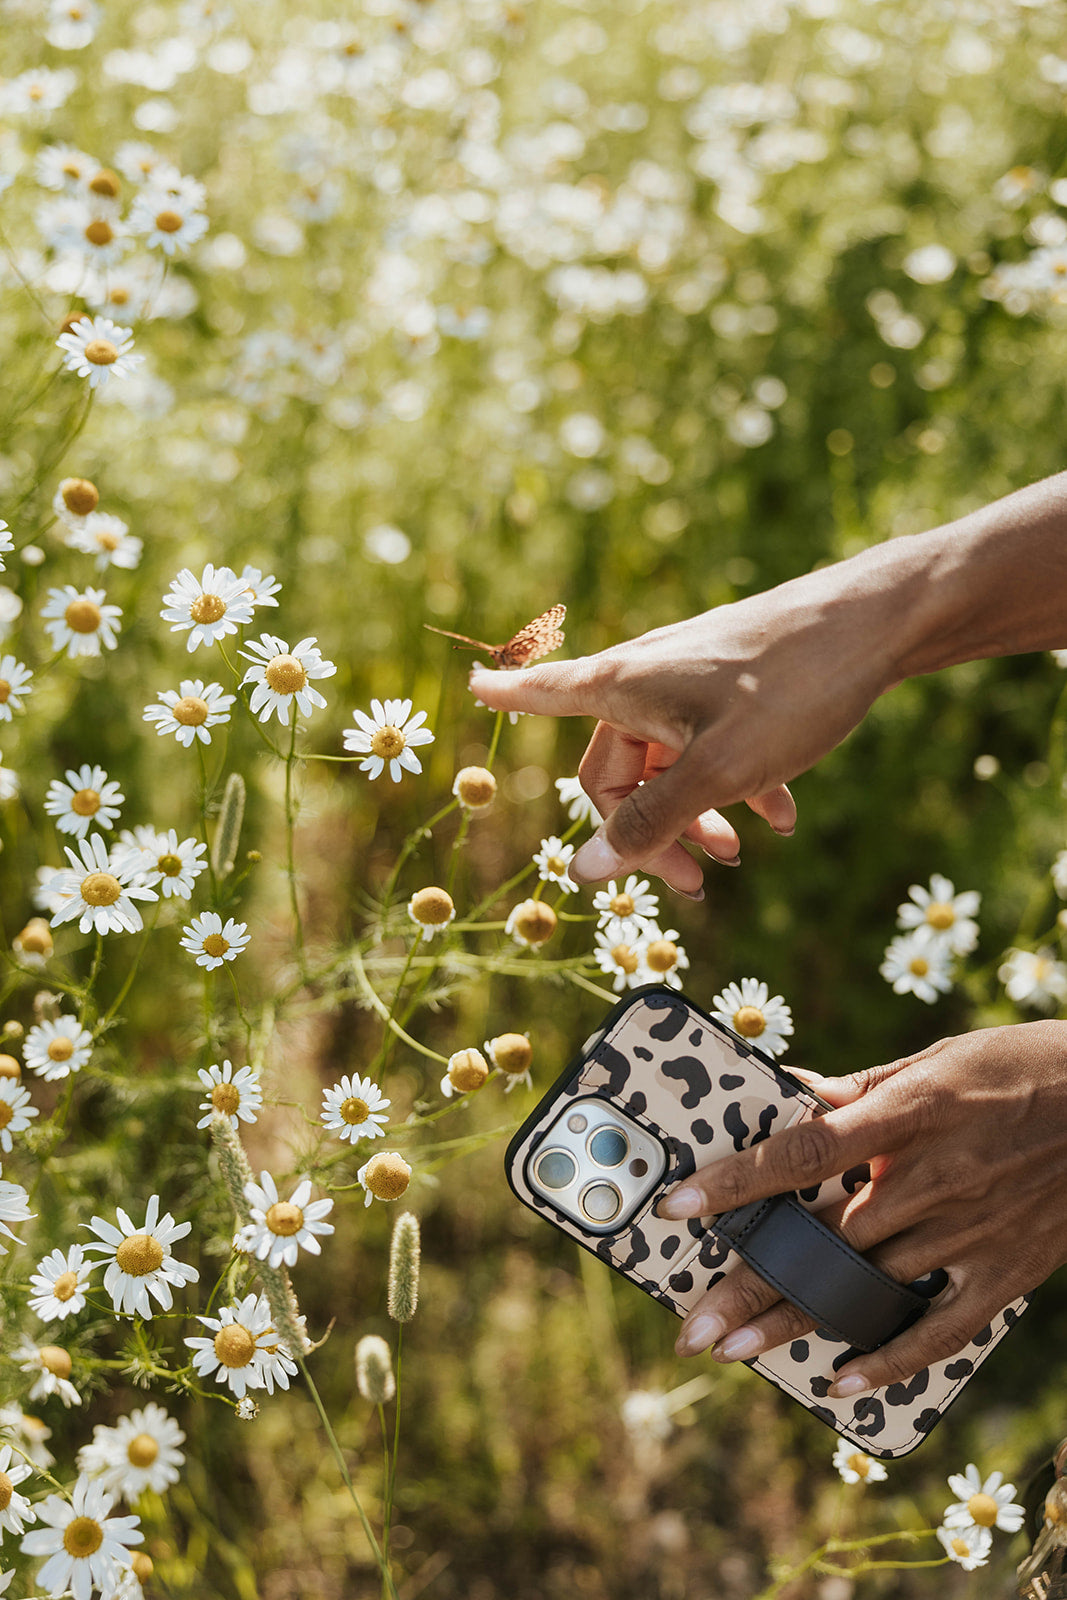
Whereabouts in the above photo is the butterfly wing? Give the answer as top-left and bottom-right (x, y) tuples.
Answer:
(423, 624), (493, 652)
(495, 604), (567, 668)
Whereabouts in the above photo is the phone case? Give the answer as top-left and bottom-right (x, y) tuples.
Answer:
(504, 985), (1028, 1458)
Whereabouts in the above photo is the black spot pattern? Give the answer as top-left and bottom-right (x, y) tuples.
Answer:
(841, 1163), (870, 1195)
(912, 1408), (941, 1435)
(615, 1230), (651, 1273)
(851, 1397), (886, 1437)
(691, 1119), (716, 1145)
(885, 1371), (929, 1406)
(972, 1322), (995, 1347)
(751, 1103), (780, 1144)
(625, 1091), (647, 1116)
(660, 1235), (680, 1258)
(591, 1040), (632, 1098)
(790, 1340), (810, 1362)
(634, 1046), (652, 1061)
(669, 1269), (694, 1293)
(660, 1053), (711, 1108)
(723, 1101), (753, 1151)
(798, 1184), (822, 1203)
(649, 1005), (687, 1040)
(689, 1028), (703, 1046)
(719, 1073), (744, 1090)
(809, 1376), (832, 1398)
(944, 1359), (974, 1380)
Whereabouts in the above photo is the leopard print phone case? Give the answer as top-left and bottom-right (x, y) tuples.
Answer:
(504, 986), (1027, 1458)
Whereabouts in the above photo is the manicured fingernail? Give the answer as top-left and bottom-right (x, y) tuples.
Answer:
(716, 1327), (762, 1362)
(658, 1184), (703, 1219)
(774, 826), (795, 838)
(705, 849), (741, 867)
(675, 884), (706, 901)
(829, 1374), (870, 1399)
(675, 1313), (724, 1356)
(571, 832), (623, 884)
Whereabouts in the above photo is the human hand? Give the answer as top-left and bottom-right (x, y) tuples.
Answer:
(657, 1022), (1067, 1395)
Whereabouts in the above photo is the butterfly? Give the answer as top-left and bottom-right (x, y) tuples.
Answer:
(424, 604), (566, 669)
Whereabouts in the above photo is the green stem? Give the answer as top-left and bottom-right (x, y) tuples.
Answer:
(77, 933), (104, 1028)
(367, 934), (425, 1076)
(197, 742), (219, 905)
(98, 903), (161, 1029)
(485, 709), (505, 769)
(284, 718), (306, 972)
(384, 1325), (403, 1584)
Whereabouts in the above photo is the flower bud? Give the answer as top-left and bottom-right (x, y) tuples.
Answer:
(446, 1048), (489, 1094)
(0, 1055), (20, 1081)
(355, 1334), (395, 1404)
(487, 1033), (532, 1075)
(505, 899), (557, 948)
(387, 1212), (420, 1323)
(452, 766), (497, 810)
(407, 886), (455, 936)
(14, 918), (53, 965)
(360, 1150), (412, 1203)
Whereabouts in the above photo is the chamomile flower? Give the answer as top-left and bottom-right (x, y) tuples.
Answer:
(77, 1402), (185, 1499)
(42, 833), (157, 936)
(32, 866), (65, 916)
(880, 933), (954, 1004)
(998, 946), (1067, 1009)
(184, 1293), (279, 1399)
(593, 875), (660, 929)
(0, 1442), (34, 1536)
(24, 1015), (93, 1080)
(896, 873), (980, 955)
(46, 0), (101, 50)
(643, 927), (689, 989)
(0, 1404), (53, 1468)
(486, 1033), (533, 1092)
(237, 1173), (334, 1269)
(53, 476), (99, 525)
(0, 1174), (33, 1253)
(320, 1074), (390, 1143)
(0, 655), (33, 720)
(128, 186), (209, 255)
(3, 66), (77, 117)
(356, 1151), (412, 1208)
(505, 898), (558, 948)
(36, 144), (97, 192)
(143, 679), (234, 746)
(711, 978), (795, 1056)
(20, 1475), (142, 1598)
(943, 1465), (1026, 1533)
(407, 886), (456, 938)
(160, 564), (256, 651)
(343, 697), (435, 781)
(533, 836), (578, 891)
(130, 830), (207, 898)
(16, 1337), (81, 1407)
(832, 1438), (888, 1485)
(43, 764), (124, 839)
(40, 585), (122, 656)
(66, 512), (142, 571)
(937, 1523), (992, 1570)
(81, 1194), (199, 1318)
(0, 525), (12, 570)
(239, 634), (337, 725)
(555, 774), (602, 826)
(440, 1048), (489, 1098)
(594, 918), (651, 992)
(238, 565), (281, 608)
(255, 1336), (298, 1396)
(40, 196), (129, 266)
(196, 1061), (262, 1130)
(0, 1079), (37, 1152)
(180, 912), (250, 970)
(56, 315), (143, 388)
(28, 1244), (93, 1322)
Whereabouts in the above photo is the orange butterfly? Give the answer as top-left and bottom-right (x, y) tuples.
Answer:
(425, 604), (566, 669)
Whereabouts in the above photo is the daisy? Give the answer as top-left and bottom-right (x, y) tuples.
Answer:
(711, 978), (795, 1056)
(407, 886), (455, 939)
(44, 764), (125, 838)
(486, 1032), (533, 1092)
(24, 1016), (93, 1081)
(238, 566), (281, 608)
(440, 1048), (489, 1098)
(1052, 849), (1067, 898)
(643, 927), (689, 990)
(179, 912), (250, 970)
(160, 564), (256, 651)
(254, 1335), (299, 1396)
(0, 1079), (38, 1152)
(127, 186), (208, 255)
(998, 947), (1067, 1009)
(16, 1337), (81, 1407)
(0, 525), (12, 571)
(594, 917), (651, 992)
(36, 144), (98, 192)
(0, 1441), (34, 1536)
(555, 774), (602, 826)
(67, 512), (143, 571)
(533, 836), (578, 892)
(620, 1389), (674, 1446)
(0, 761), (16, 802)
(880, 933), (955, 1004)
(41, 585), (122, 656)
(237, 1172), (335, 1269)
(452, 766), (497, 809)
(356, 1151), (412, 1208)
(40, 197), (129, 266)
(0, 655), (33, 720)
(343, 697), (435, 781)
(130, 830), (207, 898)
(832, 1437), (888, 1485)
(46, 0), (101, 50)
(0, 1404), (53, 1468)
(505, 898), (558, 949)
(13, 917), (53, 967)
(593, 875), (659, 929)
(320, 1074), (390, 1142)
(81, 1194), (199, 1318)
(238, 634), (337, 726)
(937, 1523), (992, 1570)
(28, 1244), (93, 1321)
(184, 1293), (280, 1400)
(20, 1474), (142, 1598)
(0, 1174), (34, 1253)
(32, 865), (65, 915)
(196, 1061), (262, 1130)
(942, 1464), (1026, 1533)
(114, 141), (169, 184)
(42, 833), (158, 936)
(896, 873), (980, 955)
(143, 679), (235, 746)
(56, 315), (143, 388)
(77, 1402), (185, 1499)
(4, 67), (77, 118)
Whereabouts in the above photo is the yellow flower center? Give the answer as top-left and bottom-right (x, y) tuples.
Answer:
(16, 919), (52, 956)
(409, 887), (455, 926)
(0, 680), (9, 704)
(84, 219), (114, 247)
(211, 1083), (241, 1114)
(189, 593), (227, 625)
(64, 598), (103, 633)
(88, 168), (120, 198)
(489, 1033), (532, 1074)
(341, 1096), (371, 1124)
(157, 853), (183, 876)
(265, 1201), (303, 1237)
(925, 902), (955, 929)
(363, 1151), (412, 1201)
(732, 1005), (766, 1038)
(38, 1345), (72, 1378)
(62, 478), (98, 515)
(109, 286), (130, 305)
(127, 1432), (159, 1467)
(967, 1492), (999, 1528)
(214, 1322), (256, 1367)
(115, 1234), (164, 1277)
(511, 901), (558, 946)
(610, 943), (639, 975)
(155, 209), (183, 233)
(202, 933), (230, 958)
(447, 1050), (489, 1093)
(951, 1537), (971, 1559)
(453, 766), (496, 808)
(1035, 958), (1052, 981)
(0, 1055), (20, 1079)
(64, 1516), (104, 1558)
(545, 855), (569, 876)
(908, 956), (929, 977)
(84, 339), (118, 366)
(646, 938), (679, 974)
(62, 159), (83, 178)
(610, 892), (635, 917)
(0, 1103), (13, 1129)
(95, 527), (121, 550)
(371, 724), (405, 758)
(173, 695), (209, 726)
(264, 654), (308, 695)
(0, 1472), (12, 1510)
(81, 871), (121, 907)
(70, 787), (101, 817)
(846, 1452), (871, 1479)
(53, 1270), (79, 1302)
(48, 1037), (75, 1061)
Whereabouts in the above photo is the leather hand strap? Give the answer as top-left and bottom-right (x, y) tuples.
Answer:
(710, 1195), (929, 1353)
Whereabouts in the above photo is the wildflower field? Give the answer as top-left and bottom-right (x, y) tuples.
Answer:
(4, 0), (1067, 1594)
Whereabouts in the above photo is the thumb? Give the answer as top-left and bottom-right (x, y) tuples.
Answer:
(468, 657), (601, 718)
(570, 737), (717, 884)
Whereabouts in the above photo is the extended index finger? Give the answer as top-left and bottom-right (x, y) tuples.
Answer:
(468, 658), (604, 719)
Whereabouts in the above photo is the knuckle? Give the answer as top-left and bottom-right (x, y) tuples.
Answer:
(725, 1269), (776, 1323)
(608, 783), (666, 857)
(781, 1122), (834, 1187)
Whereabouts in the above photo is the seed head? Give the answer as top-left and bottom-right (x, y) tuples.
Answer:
(0, 1055), (20, 1081)
(446, 1047), (489, 1094)
(387, 1211), (421, 1323)
(363, 1150), (412, 1201)
(508, 899), (557, 947)
(15, 918), (53, 960)
(61, 477), (99, 516)
(355, 1334), (395, 1404)
(453, 766), (497, 810)
(408, 886), (455, 928)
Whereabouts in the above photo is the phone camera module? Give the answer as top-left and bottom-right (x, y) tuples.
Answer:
(581, 1181), (623, 1223)
(566, 1112), (588, 1134)
(534, 1149), (577, 1190)
(588, 1126), (629, 1168)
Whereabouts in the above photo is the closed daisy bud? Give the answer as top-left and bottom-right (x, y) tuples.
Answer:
(487, 1033), (532, 1075)
(505, 898), (557, 948)
(355, 1334), (395, 1404)
(211, 773), (245, 878)
(131, 1552), (154, 1581)
(2, 1020), (22, 1041)
(443, 1047), (488, 1095)
(387, 1212), (420, 1323)
(452, 766), (497, 810)
(14, 918), (53, 964)
(407, 886), (455, 937)
(357, 1150), (412, 1207)
(59, 477), (99, 518)
(0, 1054), (20, 1080)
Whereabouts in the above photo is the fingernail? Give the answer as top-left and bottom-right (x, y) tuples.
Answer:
(675, 885), (706, 902)
(658, 1184), (704, 1219)
(774, 826), (795, 838)
(829, 1374), (870, 1399)
(675, 1313), (724, 1356)
(716, 1327), (762, 1362)
(705, 850), (741, 867)
(571, 832), (623, 884)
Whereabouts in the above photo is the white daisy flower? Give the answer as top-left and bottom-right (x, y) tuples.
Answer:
(0, 525), (12, 571)
(555, 774), (602, 826)
(143, 679), (235, 746)
(129, 829), (207, 899)
(128, 186), (209, 255)
(594, 918), (652, 992)
(16, 1336), (81, 1407)
(504, 898), (558, 949)
(39, 195), (128, 265)
(0, 1174), (33, 1254)
(235, 1397), (259, 1420)
(0, 1079), (38, 1152)
(356, 1151), (412, 1208)
(42, 833), (158, 936)
(711, 978), (795, 1056)
(533, 836), (578, 891)
(407, 886), (456, 939)
(0, 760), (17, 802)
(56, 315), (143, 388)
(321, 1074), (390, 1142)
(486, 1033), (533, 1093)
(0, 1441), (34, 1536)
(179, 912), (250, 970)
(0, 655), (33, 720)
(937, 1523), (992, 1570)
(1052, 849), (1067, 898)
(67, 512), (143, 571)
(238, 565), (281, 608)
(254, 1336), (299, 1396)
(196, 1060), (262, 1130)
(41, 584), (122, 656)
(47, 0), (101, 50)
(35, 144), (98, 191)
(33, 866), (66, 915)
(238, 633), (337, 726)
(81, 1194), (199, 1318)
(942, 1464), (1026, 1533)
(28, 1244), (93, 1321)
(20, 1474), (142, 1598)
(620, 1389), (674, 1446)
(24, 1016), (93, 1081)
(0, 1404), (53, 1468)
(114, 141), (169, 184)
(998, 946), (1067, 1009)
(77, 1401), (185, 1499)
(3, 66), (77, 117)
(896, 873), (980, 955)
(880, 932), (954, 1004)
(592, 875), (660, 929)
(237, 1172), (334, 1269)
(184, 1292), (280, 1400)
(440, 1048), (490, 1099)
(343, 697), (435, 782)
(160, 564), (256, 651)
(832, 1437), (888, 1485)
(642, 926), (690, 989)
(44, 764), (125, 839)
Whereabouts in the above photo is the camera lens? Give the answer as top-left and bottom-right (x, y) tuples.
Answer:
(535, 1149), (577, 1190)
(581, 1181), (622, 1222)
(588, 1126), (629, 1168)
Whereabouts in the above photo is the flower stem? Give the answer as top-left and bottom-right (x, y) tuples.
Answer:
(284, 718), (307, 974)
